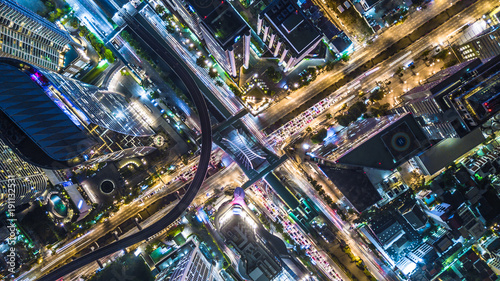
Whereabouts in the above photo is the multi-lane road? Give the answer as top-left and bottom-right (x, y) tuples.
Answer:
(264, 0), (497, 148)
(278, 160), (399, 281)
(251, 0), (489, 131)
(26, 0), (500, 279)
(36, 13), (213, 281)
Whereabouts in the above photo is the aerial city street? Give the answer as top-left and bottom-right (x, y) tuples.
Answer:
(2, 0), (500, 280)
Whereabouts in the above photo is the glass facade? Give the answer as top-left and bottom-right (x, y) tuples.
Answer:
(0, 58), (156, 169)
(39, 69), (155, 137)
(0, 0), (72, 71)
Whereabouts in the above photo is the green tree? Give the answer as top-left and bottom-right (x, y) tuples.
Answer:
(150, 91), (160, 99)
(311, 128), (328, 143)
(69, 16), (79, 29)
(229, 84), (242, 96)
(209, 68), (218, 78)
(141, 79), (151, 89)
(370, 103), (390, 117)
(266, 67), (282, 83)
(103, 48), (115, 63)
(155, 5), (165, 15)
(196, 56), (206, 68)
(275, 223), (284, 233)
(335, 114), (351, 127)
(369, 89), (385, 102)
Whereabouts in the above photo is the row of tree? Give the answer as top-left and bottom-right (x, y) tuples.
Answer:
(79, 24), (115, 63)
(308, 178), (347, 221)
(335, 101), (367, 127)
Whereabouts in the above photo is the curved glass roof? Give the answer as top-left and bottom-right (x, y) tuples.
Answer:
(0, 63), (95, 161)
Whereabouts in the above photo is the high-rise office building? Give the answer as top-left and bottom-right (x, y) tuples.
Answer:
(155, 240), (222, 281)
(313, 113), (430, 171)
(0, 58), (156, 169)
(257, 0), (323, 72)
(392, 60), (481, 140)
(394, 55), (500, 140)
(0, 138), (47, 213)
(459, 26), (500, 61)
(161, 0), (251, 76)
(0, 0), (73, 72)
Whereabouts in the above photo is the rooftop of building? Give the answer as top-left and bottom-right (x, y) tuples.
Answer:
(261, 0), (322, 56)
(263, 173), (300, 209)
(400, 203), (427, 231)
(415, 127), (485, 175)
(0, 0), (72, 41)
(200, 1), (250, 49)
(216, 202), (282, 281)
(331, 113), (429, 170)
(363, 0), (383, 9)
(461, 70), (500, 121)
(330, 33), (352, 53)
(318, 165), (381, 212)
(461, 24), (500, 46)
(402, 59), (481, 100)
(0, 59), (95, 166)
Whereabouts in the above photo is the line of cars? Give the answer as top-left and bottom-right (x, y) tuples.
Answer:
(250, 185), (342, 280)
(268, 92), (350, 146)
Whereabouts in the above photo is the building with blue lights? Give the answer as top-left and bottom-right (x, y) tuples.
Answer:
(0, 58), (156, 169)
(394, 55), (500, 140)
(155, 239), (223, 281)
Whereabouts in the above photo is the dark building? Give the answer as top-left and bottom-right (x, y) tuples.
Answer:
(318, 165), (382, 212)
(0, 58), (156, 169)
(315, 113), (430, 171)
(317, 17), (352, 54)
(398, 202), (428, 231)
(459, 25), (500, 61)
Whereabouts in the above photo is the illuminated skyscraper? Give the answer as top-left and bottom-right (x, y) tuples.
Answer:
(155, 240), (222, 281)
(257, 0), (323, 72)
(161, 0), (251, 76)
(0, 138), (47, 213)
(0, 0), (73, 72)
(0, 58), (156, 169)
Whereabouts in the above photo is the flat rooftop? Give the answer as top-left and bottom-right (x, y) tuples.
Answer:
(416, 128), (485, 175)
(201, 1), (249, 49)
(318, 165), (382, 212)
(332, 114), (429, 170)
(184, 0), (222, 17)
(262, 0), (322, 56)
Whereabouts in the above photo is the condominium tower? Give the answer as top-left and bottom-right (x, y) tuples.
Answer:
(0, 0), (73, 72)
(0, 139), (47, 213)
